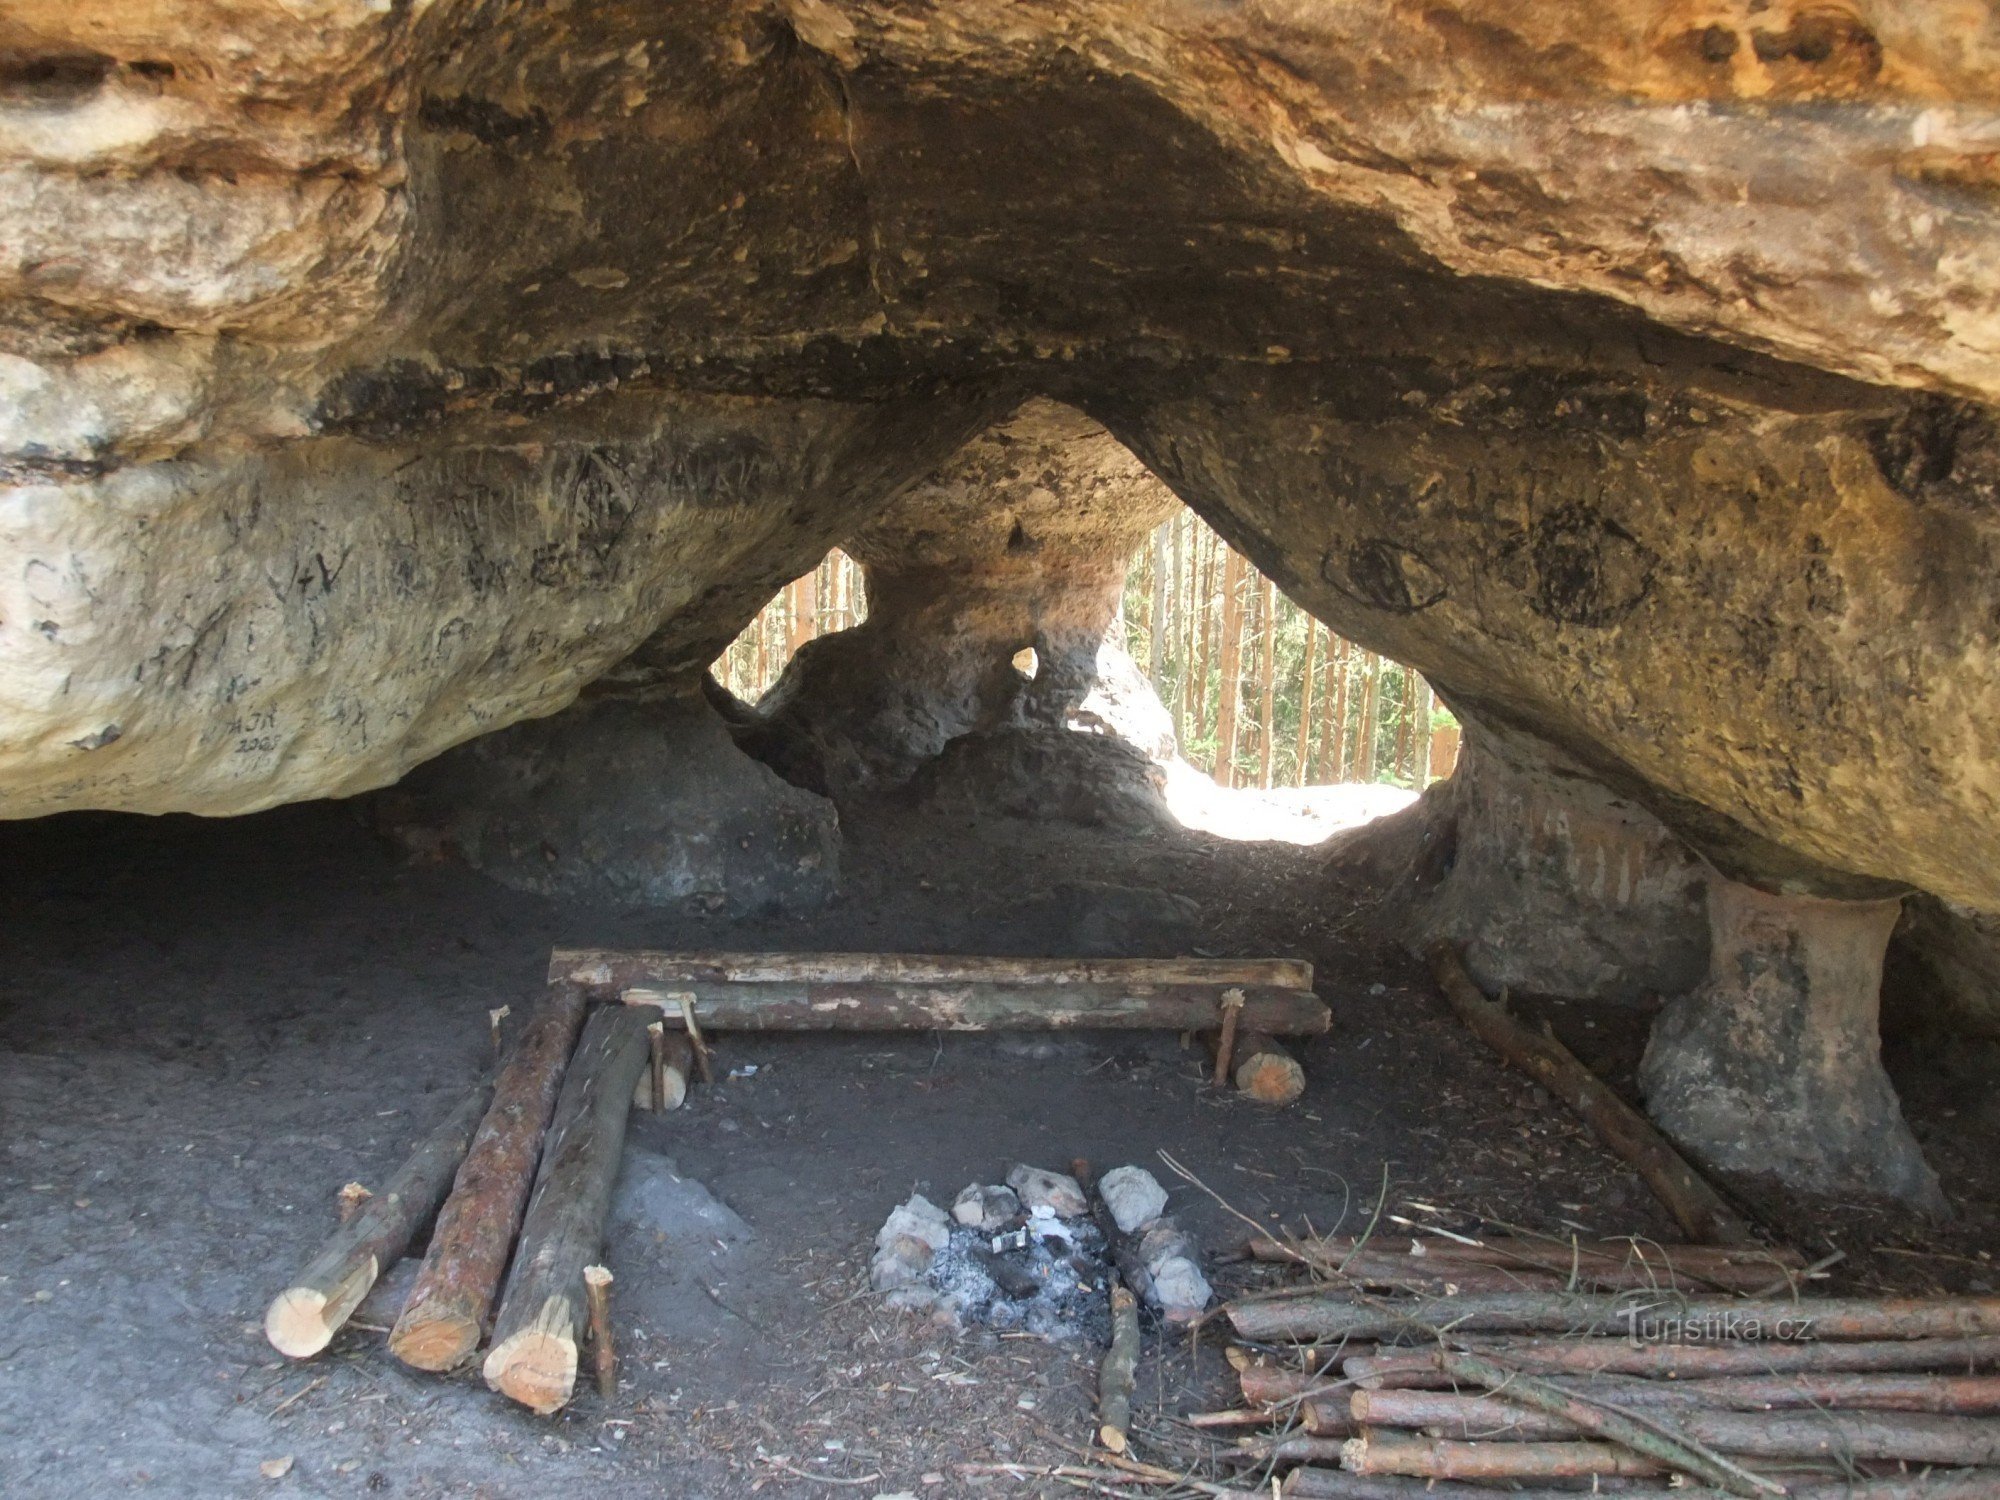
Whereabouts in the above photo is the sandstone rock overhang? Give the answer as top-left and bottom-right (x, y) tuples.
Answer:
(2, 0), (1998, 932)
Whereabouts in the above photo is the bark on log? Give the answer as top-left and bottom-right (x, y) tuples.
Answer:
(1284, 1470), (1664, 1499)
(1227, 1289), (2000, 1343)
(1357, 1371), (2000, 1415)
(388, 986), (590, 1372)
(265, 1086), (490, 1359)
(1353, 1387), (2000, 1459)
(1248, 1235), (1800, 1293)
(617, 978), (1329, 1035)
(1287, 1469), (2000, 1500)
(1227, 1435), (1350, 1469)
(1347, 1335), (2000, 1385)
(482, 1005), (652, 1414)
(555, 948), (1314, 991)
(1227, 1030), (1307, 1105)
(1242, 1365), (1349, 1406)
(1429, 944), (1752, 1244)
(1099, 1280), (1140, 1454)
(1341, 1432), (1667, 1479)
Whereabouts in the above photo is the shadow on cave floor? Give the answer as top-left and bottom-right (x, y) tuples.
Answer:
(1, 797), (1995, 1497)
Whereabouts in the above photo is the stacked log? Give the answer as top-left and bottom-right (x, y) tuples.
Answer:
(1209, 1282), (2000, 1497)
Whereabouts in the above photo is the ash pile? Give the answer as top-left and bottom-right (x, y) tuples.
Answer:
(869, 1162), (1210, 1340)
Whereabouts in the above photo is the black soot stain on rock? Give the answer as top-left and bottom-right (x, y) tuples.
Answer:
(1525, 502), (1655, 627)
(1322, 537), (1448, 614)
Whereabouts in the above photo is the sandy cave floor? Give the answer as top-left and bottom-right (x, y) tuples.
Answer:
(2, 795), (1998, 1499)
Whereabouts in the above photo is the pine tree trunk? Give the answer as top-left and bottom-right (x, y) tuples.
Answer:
(1149, 520), (1170, 691)
(1171, 515), (1188, 748)
(1294, 624), (1317, 787)
(789, 570), (817, 654)
(1213, 547), (1248, 787)
(1257, 578), (1278, 788)
(1357, 652), (1381, 781)
(1394, 666), (1414, 782)
(1327, 637), (1350, 782)
(1414, 677), (1434, 786)
(1192, 531), (1217, 760)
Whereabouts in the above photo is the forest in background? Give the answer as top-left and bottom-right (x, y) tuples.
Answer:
(713, 510), (1460, 791)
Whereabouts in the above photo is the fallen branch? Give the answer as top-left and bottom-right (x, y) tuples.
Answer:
(1359, 1370), (2000, 1415)
(1099, 1280), (1140, 1454)
(1430, 1348), (1779, 1495)
(1226, 1288), (2000, 1343)
(264, 1086), (490, 1359)
(1247, 1234), (1800, 1294)
(1429, 943), (1750, 1244)
(1355, 1384), (2000, 1464)
(1342, 1431), (1666, 1479)
(1287, 1467), (2000, 1499)
(1347, 1334), (2000, 1384)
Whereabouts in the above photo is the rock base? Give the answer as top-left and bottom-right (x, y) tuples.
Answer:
(374, 685), (838, 914)
(1640, 876), (1946, 1216)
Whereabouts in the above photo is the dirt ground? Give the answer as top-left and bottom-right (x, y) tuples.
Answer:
(2, 793), (1996, 1499)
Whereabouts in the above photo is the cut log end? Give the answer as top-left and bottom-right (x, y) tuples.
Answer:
(264, 1287), (336, 1360)
(1234, 1041), (1306, 1105)
(385, 1314), (480, 1373)
(265, 1254), (378, 1359)
(483, 1327), (579, 1416)
(1098, 1424), (1129, 1454)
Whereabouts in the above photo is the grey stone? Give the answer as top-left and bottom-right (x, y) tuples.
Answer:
(1005, 1164), (1088, 1219)
(952, 1184), (1020, 1232)
(1098, 1166), (1167, 1234)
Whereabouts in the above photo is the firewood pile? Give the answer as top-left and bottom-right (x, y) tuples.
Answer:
(260, 948), (1322, 1418)
(1207, 1229), (2000, 1497)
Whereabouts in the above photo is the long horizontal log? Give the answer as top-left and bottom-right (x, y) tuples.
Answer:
(483, 1005), (652, 1414)
(1248, 1236), (1802, 1294)
(1286, 1470), (2000, 1500)
(1353, 1388), (2000, 1465)
(1227, 1289), (2000, 1343)
(389, 986), (589, 1372)
(1430, 944), (1751, 1244)
(555, 947), (1314, 992)
(618, 978), (1329, 1036)
(1284, 1469), (1667, 1498)
(1347, 1335), (2000, 1385)
(1342, 1432), (1666, 1479)
(265, 1086), (490, 1359)
(1358, 1373), (2000, 1417)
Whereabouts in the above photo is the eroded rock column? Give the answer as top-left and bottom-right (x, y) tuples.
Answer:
(1639, 876), (1945, 1215)
(746, 398), (1179, 825)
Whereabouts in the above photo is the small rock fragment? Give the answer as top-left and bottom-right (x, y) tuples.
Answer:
(260, 1456), (294, 1480)
(1006, 1163), (1087, 1218)
(953, 1183), (1020, 1231)
(1098, 1165), (1167, 1233)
